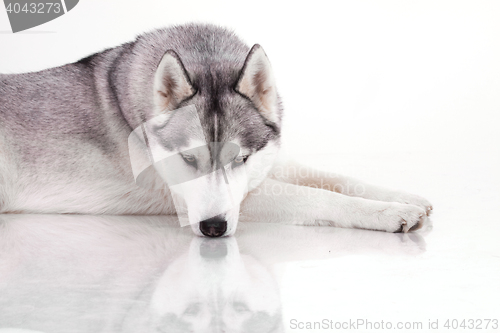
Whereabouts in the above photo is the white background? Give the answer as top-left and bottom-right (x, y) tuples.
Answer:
(1, 1), (499, 331)
(1, 0), (499, 155)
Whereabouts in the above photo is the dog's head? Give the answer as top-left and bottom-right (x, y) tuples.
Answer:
(130, 43), (282, 237)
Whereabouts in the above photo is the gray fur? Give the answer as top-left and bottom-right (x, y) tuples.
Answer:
(0, 23), (282, 215)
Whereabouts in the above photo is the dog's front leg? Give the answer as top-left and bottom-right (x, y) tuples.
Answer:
(270, 159), (433, 215)
(240, 178), (426, 232)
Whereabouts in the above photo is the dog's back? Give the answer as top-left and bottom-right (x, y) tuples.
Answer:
(0, 43), (172, 214)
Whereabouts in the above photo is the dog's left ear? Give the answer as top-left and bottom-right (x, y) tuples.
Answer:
(153, 50), (196, 114)
(235, 44), (279, 124)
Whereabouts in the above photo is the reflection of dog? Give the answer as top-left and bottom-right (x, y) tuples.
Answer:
(0, 23), (432, 237)
(0, 215), (426, 332)
(150, 237), (282, 333)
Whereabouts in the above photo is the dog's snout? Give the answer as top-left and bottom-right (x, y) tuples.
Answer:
(199, 217), (227, 237)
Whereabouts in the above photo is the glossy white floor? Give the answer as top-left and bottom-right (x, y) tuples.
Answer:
(0, 150), (498, 333)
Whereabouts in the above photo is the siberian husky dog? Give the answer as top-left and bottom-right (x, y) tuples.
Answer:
(0, 24), (432, 237)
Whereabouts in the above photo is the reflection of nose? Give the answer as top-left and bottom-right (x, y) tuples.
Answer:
(199, 216), (227, 237)
(199, 239), (228, 259)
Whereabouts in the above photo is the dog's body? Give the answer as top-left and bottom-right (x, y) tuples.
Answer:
(0, 24), (432, 237)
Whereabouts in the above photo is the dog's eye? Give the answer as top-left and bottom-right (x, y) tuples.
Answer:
(233, 155), (248, 166)
(181, 154), (197, 167)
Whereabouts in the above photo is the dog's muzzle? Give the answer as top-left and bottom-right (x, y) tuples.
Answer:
(199, 216), (227, 237)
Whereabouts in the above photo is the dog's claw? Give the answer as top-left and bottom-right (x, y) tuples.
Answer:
(409, 222), (421, 231)
(394, 225), (404, 233)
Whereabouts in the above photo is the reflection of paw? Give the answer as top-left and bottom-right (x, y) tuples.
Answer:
(380, 203), (426, 233)
(392, 192), (433, 216)
(395, 232), (427, 253)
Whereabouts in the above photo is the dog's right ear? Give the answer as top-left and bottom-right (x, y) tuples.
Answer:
(153, 50), (196, 114)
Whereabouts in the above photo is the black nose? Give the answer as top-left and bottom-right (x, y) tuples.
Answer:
(199, 217), (227, 237)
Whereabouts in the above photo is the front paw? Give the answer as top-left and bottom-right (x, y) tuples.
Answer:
(392, 192), (433, 216)
(380, 203), (427, 233)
